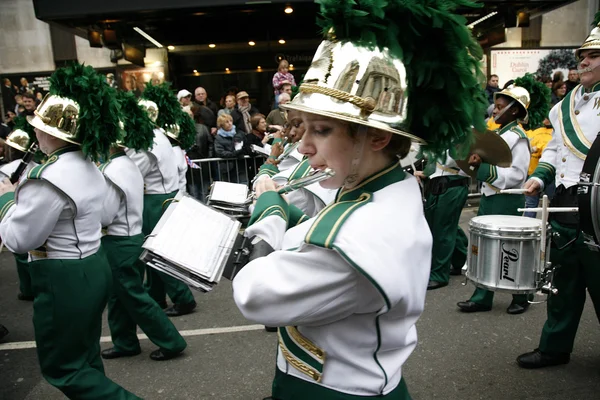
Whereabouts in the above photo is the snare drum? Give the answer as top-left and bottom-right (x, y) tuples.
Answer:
(467, 215), (550, 294)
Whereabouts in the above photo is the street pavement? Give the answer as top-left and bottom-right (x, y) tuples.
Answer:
(0, 207), (599, 399)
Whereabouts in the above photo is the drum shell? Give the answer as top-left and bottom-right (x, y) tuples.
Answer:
(466, 216), (550, 294)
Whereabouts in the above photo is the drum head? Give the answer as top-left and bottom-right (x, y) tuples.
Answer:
(470, 215), (542, 233)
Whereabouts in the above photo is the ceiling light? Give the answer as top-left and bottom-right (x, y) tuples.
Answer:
(225, 68), (230, 71)
(467, 11), (498, 29)
(209, 43), (216, 48)
(133, 27), (163, 48)
(248, 41), (256, 46)
(193, 69), (198, 73)
(285, 6), (293, 14)
(278, 39), (286, 44)
(257, 66), (262, 69)
(167, 45), (175, 50)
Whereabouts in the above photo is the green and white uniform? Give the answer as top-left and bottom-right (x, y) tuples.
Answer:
(234, 162), (430, 399)
(127, 128), (195, 307)
(172, 144), (188, 194)
(529, 83), (600, 354)
(100, 151), (187, 356)
(424, 153), (469, 284)
(0, 159), (37, 298)
(0, 146), (139, 399)
(468, 121), (532, 307)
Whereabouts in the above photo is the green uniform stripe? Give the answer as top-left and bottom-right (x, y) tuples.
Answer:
(257, 163), (279, 178)
(476, 162), (497, 184)
(289, 158), (312, 181)
(28, 155), (58, 180)
(278, 327), (323, 373)
(531, 162), (556, 187)
(248, 191), (289, 226)
(0, 192), (15, 221)
(305, 193), (372, 249)
(288, 204), (309, 228)
(559, 89), (590, 157)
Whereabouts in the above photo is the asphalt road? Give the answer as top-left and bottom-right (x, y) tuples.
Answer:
(0, 207), (599, 400)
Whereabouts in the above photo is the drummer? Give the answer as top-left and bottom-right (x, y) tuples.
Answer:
(232, 0), (488, 397)
(415, 152), (470, 290)
(517, 22), (600, 369)
(457, 75), (549, 314)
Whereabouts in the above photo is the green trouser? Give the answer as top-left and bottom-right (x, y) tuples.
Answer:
(103, 234), (187, 354)
(142, 192), (195, 307)
(29, 249), (140, 399)
(452, 227), (468, 271)
(14, 252), (33, 297)
(469, 194), (532, 307)
(424, 177), (468, 284)
(271, 368), (411, 400)
(538, 221), (600, 353)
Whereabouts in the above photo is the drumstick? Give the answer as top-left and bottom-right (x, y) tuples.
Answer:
(499, 189), (529, 194)
(517, 207), (578, 213)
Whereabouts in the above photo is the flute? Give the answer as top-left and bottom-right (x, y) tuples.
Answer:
(276, 141), (300, 162)
(10, 142), (38, 184)
(277, 168), (335, 195)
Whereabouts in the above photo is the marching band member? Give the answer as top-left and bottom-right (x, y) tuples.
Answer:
(233, 0), (488, 398)
(415, 153), (470, 290)
(518, 18), (600, 369)
(0, 64), (139, 399)
(128, 83), (196, 317)
(164, 109), (196, 195)
(457, 74), (549, 315)
(99, 90), (187, 362)
(0, 116), (39, 301)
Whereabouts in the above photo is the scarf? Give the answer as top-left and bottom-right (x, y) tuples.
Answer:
(217, 126), (236, 138)
(238, 104), (252, 133)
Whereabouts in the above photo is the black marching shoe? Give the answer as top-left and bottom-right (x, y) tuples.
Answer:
(516, 349), (570, 369)
(457, 301), (492, 313)
(449, 268), (463, 276)
(150, 348), (183, 361)
(506, 302), (530, 315)
(17, 293), (34, 301)
(101, 347), (142, 359)
(427, 280), (448, 290)
(264, 326), (278, 332)
(165, 300), (197, 317)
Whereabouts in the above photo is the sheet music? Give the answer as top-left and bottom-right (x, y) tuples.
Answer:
(210, 181), (249, 205)
(252, 144), (271, 157)
(143, 196), (240, 279)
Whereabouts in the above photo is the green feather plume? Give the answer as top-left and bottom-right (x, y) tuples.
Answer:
(175, 109), (196, 150)
(513, 73), (551, 130)
(142, 82), (181, 130)
(116, 91), (155, 151)
(315, 0), (488, 160)
(12, 115), (36, 143)
(593, 10), (600, 26)
(49, 63), (122, 162)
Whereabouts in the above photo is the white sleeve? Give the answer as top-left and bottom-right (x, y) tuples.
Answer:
(233, 245), (382, 327)
(0, 180), (70, 253)
(486, 133), (530, 190)
(244, 215), (288, 250)
(127, 150), (153, 178)
(100, 180), (122, 228)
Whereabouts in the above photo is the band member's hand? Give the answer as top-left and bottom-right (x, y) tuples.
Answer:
(270, 142), (284, 159)
(468, 153), (482, 167)
(0, 179), (15, 196)
(523, 179), (541, 195)
(413, 170), (426, 183)
(255, 177), (278, 198)
(269, 126), (284, 139)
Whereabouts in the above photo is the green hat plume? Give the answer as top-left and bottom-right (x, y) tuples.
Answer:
(513, 73), (551, 130)
(116, 91), (155, 151)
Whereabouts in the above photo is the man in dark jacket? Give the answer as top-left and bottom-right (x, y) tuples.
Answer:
(230, 91), (260, 134)
(484, 75), (500, 105)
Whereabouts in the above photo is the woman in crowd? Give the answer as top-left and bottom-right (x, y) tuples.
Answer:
(551, 80), (567, 106)
(246, 113), (271, 148)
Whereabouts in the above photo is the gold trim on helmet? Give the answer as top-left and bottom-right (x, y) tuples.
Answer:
(576, 25), (600, 60)
(138, 99), (159, 123)
(164, 123), (181, 142)
(280, 40), (425, 144)
(5, 129), (32, 152)
(493, 85), (530, 120)
(27, 94), (81, 145)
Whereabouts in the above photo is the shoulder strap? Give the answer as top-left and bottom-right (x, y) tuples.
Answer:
(27, 154), (58, 180)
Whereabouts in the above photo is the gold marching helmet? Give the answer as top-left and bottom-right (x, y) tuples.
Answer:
(138, 99), (159, 123)
(281, 40), (423, 144)
(5, 129), (33, 153)
(576, 19), (600, 59)
(27, 94), (81, 145)
(494, 85), (530, 121)
(164, 124), (181, 142)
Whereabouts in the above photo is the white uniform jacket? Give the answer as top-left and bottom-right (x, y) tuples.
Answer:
(530, 83), (600, 189)
(476, 120), (530, 196)
(233, 162), (431, 396)
(429, 153), (470, 178)
(100, 152), (144, 237)
(172, 144), (188, 193)
(0, 146), (106, 260)
(126, 128), (179, 195)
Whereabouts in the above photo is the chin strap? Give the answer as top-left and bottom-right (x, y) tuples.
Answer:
(343, 125), (369, 188)
(493, 99), (516, 123)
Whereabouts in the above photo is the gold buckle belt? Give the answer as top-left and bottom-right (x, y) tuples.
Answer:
(29, 249), (48, 258)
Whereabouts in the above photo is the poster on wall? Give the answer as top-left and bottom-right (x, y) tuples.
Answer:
(120, 66), (166, 97)
(490, 48), (578, 88)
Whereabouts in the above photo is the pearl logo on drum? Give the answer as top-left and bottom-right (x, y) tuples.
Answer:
(500, 243), (519, 282)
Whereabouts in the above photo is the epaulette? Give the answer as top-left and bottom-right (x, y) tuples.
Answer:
(304, 191), (372, 249)
(510, 125), (528, 140)
(288, 158), (312, 181)
(27, 154), (59, 180)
